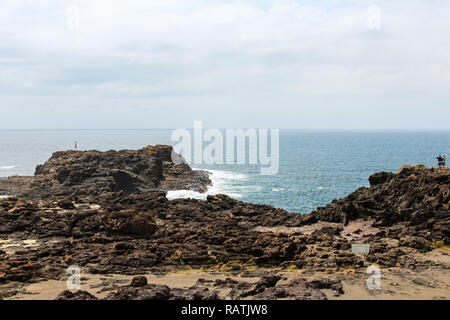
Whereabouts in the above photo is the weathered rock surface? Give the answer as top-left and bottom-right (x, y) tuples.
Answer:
(253, 279), (327, 300)
(0, 145), (211, 199)
(0, 147), (449, 300)
(104, 276), (219, 300)
(56, 290), (98, 300)
(57, 275), (330, 300)
(311, 165), (449, 230)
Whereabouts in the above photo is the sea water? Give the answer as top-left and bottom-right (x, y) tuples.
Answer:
(0, 130), (449, 213)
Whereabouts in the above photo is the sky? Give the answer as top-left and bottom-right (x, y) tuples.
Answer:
(0, 0), (449, 130)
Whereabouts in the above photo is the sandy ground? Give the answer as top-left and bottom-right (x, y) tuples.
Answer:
(254, 219), (379, 243)
(4, 249), (449, 300)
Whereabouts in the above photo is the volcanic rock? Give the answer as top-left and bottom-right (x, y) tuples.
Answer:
(1, 148), (449, 298)
(130, 276), (148, 287)
(56, 290), (98, 300)
(0, 145), (211, 200)
(253, 279), (327, 300)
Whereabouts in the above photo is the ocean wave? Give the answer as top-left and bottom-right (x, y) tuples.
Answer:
(165, 190), (211, 200)
(204, 169), (248, 181)
(0, 166), (16, 170)
(166, 169), (247, 200)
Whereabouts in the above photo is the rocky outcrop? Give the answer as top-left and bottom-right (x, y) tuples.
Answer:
(0, 145), (211, 200)
(310, 165), (449, 241)
(106, 283), (219, 300)
(0, 193), (313, 283)
(253, 279), (327, 300)
(0, 147), (449, 300)
(57, 275), (330, 300)
(56, 290), (98, 300)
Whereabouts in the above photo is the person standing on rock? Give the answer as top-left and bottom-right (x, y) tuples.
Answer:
(437, 155), (443, 168)
(443, 154), (446, 168)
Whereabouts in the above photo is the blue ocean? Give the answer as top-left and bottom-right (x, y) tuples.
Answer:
(0, 130), (449, 213)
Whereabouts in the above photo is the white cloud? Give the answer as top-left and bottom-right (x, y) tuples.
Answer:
(0, 0), (449, 129)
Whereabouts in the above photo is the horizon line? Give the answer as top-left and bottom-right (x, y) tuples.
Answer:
(0, 128), (450, 132)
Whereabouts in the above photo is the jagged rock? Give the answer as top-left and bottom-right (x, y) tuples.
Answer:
(56, 290), (98, 300)
(309, 278), (344, 297)
(310, 165), (449, 245)
(254, 279), (327, 300)
(106, 284), (171, 300)
(128, 213), (157, 234)
(130, 276), (148, 287)
(312, 225), (342, 237)
(57, 199), (75, 209)
(105, 283), (219, 300)
(1, 155), (449, 291)
(239, 274), (281, 297)
(0, 145), (211, 200)
(369, 171), (394, 186)
(400, 236), (432, 253)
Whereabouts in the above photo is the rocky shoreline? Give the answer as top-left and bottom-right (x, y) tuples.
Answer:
(0, 145), (211, 199)
(0, 145), (449, 300)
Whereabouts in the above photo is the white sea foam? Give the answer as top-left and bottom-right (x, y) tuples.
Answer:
(0, 166), (16, 170)
(166, 169), (248, 200)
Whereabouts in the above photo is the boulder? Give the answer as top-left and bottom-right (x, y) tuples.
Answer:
(369, 172), (394, 186)
(56, 290), (98, 300)
(130, 276), (148, 287)
(128, 213), (157, 234)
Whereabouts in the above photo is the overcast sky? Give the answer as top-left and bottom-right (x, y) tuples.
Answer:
(1, 0), (449, 129)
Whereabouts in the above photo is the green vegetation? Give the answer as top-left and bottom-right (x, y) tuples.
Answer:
(285, 265), (298, 271)
(432, 240), (450, 250)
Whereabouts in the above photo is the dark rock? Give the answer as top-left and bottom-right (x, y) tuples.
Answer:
(130, 276), (148, 287)
(255, 279), (327, 300)
(312, 226), (342, 237)
(114, 242), (134, 251)
(400, 236), (432, 253)
(369, 172), (394, 186)
(0, 145), (211, 200)
(56, 290), (98, 300)
(310, 278), (344, 296)
(107, 284), (171, 300)
(129, 213), (157, 234)
(57, 199), (76, 210)
(257, 274), (281, 288)
(309, 165), (450, 246)
(239, 274), (281, 297)
(0, 159), (448, 289)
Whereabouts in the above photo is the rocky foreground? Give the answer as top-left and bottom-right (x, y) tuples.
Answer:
(0, 145), (449, 300)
